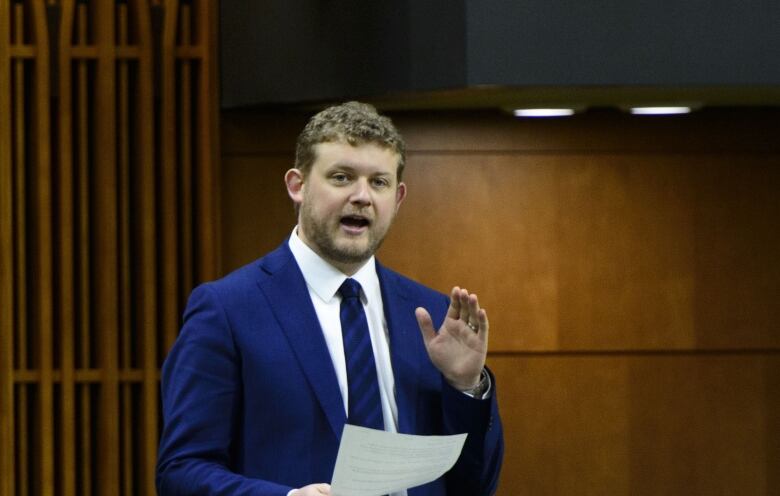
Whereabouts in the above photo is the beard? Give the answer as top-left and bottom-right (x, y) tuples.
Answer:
(299, 200), (389, 267)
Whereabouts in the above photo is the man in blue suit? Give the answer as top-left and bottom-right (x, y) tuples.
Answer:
(157, 102), (504, 495)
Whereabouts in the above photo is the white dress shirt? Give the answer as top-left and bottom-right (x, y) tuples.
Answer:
(288, 228), (407, 496)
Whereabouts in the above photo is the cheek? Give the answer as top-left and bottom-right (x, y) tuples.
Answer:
(376, 198), (399, 222)
(311, 194), (344, 218)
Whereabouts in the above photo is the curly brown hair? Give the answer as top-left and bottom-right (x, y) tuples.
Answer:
(294, 101), (406, 181)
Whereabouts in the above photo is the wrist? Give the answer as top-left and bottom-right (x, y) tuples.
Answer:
(459, 369), (489, 398)
(450, 375), (481, 391)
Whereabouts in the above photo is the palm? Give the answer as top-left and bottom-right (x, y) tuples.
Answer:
(416, 287), (489, 391)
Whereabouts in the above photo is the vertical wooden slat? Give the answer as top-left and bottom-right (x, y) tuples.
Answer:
(12, 3), (25, 366)
(161, 0), (179, 354)
(17, 387), (27, 496)
(12, 2), (26, 333)
(57, 2), (77, 495)
(135, 1), (159, 492)
(179, 4), (193, 301)
(16, 386), (27, 496)
(75, 3), (92, 493)
(117, 3), (134, 495)
(93, 2), (120, 493)
(117, 4), (130, 368)
(30, 1), (55, 494)
(0, 1), (15, 494)
(12, 4), (27, 494)
(196, 0), (220, 281)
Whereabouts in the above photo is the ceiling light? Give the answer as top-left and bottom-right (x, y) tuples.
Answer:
(629, 106), (692, 115)
(513, 108), (576, 118)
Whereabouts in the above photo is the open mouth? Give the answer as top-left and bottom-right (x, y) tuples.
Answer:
(340, 215), (370, 232)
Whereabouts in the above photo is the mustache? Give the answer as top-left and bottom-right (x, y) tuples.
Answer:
(340, 210), (373, 222)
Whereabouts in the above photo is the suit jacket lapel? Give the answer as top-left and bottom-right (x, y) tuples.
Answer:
(378, 264), (422, 435)
(257, 243), (346, 440)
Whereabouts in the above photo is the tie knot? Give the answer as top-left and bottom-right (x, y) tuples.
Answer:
(338, 278), (362, 300)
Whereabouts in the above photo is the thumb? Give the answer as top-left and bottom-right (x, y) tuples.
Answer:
(415, 307), (437, 347)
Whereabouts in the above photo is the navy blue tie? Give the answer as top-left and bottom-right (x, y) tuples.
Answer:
(339, 278), (384, 430)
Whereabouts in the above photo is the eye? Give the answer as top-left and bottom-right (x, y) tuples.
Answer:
(330, 172), (350, 184)
(371, 177), (391, 188)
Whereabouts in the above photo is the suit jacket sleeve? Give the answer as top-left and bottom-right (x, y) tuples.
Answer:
(441, 369), (503, 496)
(396, 286), (503, 496)
(156, 284), (293, 496)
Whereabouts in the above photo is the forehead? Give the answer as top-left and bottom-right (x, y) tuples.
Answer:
(311, 141), (400, 175)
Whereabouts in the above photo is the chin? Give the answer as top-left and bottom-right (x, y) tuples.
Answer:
(337, 243), (371, 259)
(331, 240), (373, 260)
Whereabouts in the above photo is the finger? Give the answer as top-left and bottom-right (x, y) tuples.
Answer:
(478, 308), (489, 339)
(415, 307), (437, 346)
(458, 288), (470, 322)
(467, 293), (481, 329)
(446, 286), (462, 319)
(317, 483), (331, 494)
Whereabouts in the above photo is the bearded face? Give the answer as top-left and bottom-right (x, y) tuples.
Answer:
(291, 141), (406, 274)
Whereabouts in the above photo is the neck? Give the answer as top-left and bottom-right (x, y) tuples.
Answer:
(331, 261), (361, 277)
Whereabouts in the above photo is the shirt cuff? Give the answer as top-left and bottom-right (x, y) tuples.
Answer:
(461, 368), (492, 399)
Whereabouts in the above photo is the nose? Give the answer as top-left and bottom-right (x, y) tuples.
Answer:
(349, 179), (372, 206)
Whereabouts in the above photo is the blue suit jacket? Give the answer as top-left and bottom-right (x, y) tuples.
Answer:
(157, 242), (503, 495)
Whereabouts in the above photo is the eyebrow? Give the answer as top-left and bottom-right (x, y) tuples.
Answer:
(326, 163), (393, 177)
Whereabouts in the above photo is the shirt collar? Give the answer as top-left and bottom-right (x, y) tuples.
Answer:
(288, 226), (380, 304)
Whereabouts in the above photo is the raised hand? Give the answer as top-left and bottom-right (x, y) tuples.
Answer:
(415, 287), (489, 391)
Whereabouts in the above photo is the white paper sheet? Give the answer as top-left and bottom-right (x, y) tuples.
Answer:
(330, 425), (467, 496)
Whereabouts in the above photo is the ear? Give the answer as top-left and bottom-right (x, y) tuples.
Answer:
(394, 181), (407, 212)
(285, 168), (305, 205)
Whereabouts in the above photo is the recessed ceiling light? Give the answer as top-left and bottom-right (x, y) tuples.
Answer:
(513, 108), (576, 118)
(629, 106), (692, 115)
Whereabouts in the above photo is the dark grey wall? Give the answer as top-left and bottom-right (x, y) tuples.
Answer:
(466, 0), (780, 86)
(220, 0), (780, 108)
(220, 1), (410, 107)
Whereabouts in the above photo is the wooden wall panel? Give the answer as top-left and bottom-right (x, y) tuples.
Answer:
(221, 124), (780, 352)
(488, 353), (778, 495)
(394, 109), (780, 153)
(0, 1), (220, 495)
(768, 357), (780, 493)
(220, 157), (296, 268)
(625, 354), (777, 495)
(0, 2), (13, 495)
(385, 155), (563, 351)
(693, 163), (780, 348)
(220, 107), (780, 495)
(488, 355), (633, 495)
(553, 159), (697, 350)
